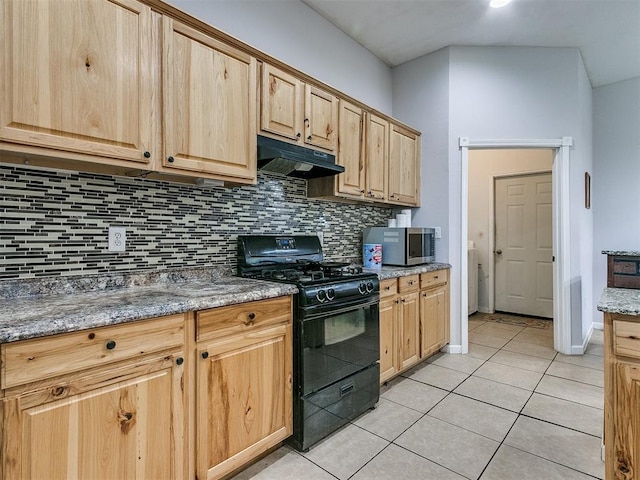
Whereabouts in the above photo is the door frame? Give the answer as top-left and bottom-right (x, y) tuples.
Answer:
(491, 171), (553, 317)
(459, 137), (573, 355)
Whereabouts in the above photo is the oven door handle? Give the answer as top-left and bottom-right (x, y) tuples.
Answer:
(301, 296), (379, 321)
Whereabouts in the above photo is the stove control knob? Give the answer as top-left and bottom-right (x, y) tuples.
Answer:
(366, 282), (374, 293)
(358, 283), (367, 294)
(327, 288), (335, 301)
(316, 289), (327, 303)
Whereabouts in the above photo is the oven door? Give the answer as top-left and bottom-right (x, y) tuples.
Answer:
(300, 298), (379, 396)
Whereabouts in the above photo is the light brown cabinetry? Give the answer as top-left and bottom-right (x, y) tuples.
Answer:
(0, 314), (187, 480)
(162, 18), (257, 182)
(0, 0), (154, 167)
(194, 296), (293, 480)
(1, 0), (258, 185)
(420, 270), (450, 358)
(378, 271), (450, 384)
(379, 278), (400, 383)
(366, 113), (390, 201)
(260, 63), (338, 152)
(604, 313), (640, 480)
(389, 123), (420, 206)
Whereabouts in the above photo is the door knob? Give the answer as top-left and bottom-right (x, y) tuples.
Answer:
(496, 249), (503, 255)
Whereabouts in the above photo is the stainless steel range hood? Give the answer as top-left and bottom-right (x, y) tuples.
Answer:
(257, 135), (344, 179)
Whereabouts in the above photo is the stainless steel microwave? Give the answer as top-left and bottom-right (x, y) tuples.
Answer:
(363, 227), (435, 266)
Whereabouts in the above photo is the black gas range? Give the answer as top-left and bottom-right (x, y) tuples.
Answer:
(237, 235), (380, 451)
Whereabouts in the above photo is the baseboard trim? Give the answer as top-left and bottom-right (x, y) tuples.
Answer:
(592, 322), (604, 330)
(571, 323), (595, 355)
(444, 344), (463, 354)
(478, 307), (492, 314)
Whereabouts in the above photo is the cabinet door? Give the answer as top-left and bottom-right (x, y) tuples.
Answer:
(304, 85), (338, 151)
(365, 113), (389, 201)
(609, 361), (640, 480)
(336, 100), (365, 198)
(399, 292), (420, 371)
(379, 297), (400, 384)
(163, 18), (257, 182)
(421, 287), (447, 358)
(389, 124), (420, 206)
(0, 0), (154, 165)
(2, 353), (185, 480)
(196, 324), (292, 480)
(260, 64), (303, 141)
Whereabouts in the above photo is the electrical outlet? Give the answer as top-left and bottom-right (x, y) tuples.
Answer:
(434, 226), (442, 239)
(108, 226), (126, 252)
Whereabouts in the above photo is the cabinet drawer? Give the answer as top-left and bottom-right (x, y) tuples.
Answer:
(398, 274), (420, 293)
(613, 319), (640, 359)
(421, 270), (448, 289)
(196, 296), (292, 342)
(380, 279), (398, 298)
(1, 314), (185, 389)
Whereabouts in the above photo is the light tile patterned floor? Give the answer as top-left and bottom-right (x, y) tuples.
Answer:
(232, 313), (605, 480)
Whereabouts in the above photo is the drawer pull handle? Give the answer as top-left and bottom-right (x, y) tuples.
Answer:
(245, 312), (256, 325)
(88, 333), (95, 340)
(105, 340), (116, 350)
(176, 357), (184, 366)
(201, 351), (209, 360)
(434, 276), (439, 279)
(385, 286), (391, 290)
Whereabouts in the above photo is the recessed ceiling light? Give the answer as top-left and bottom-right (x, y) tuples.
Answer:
(490, 0), (512, 7)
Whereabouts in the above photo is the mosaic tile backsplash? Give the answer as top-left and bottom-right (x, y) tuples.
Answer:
(1, 166), (394, 279)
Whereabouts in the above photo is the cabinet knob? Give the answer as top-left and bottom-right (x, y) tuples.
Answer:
(167, 156), (175, 163)
(360, 189), (365, 194)
(105, 340), (116, 350)
(201, 351), (209, 359)
(307, 135), (312, 141)
(176, 357), (184, 366)
(385, 286), (391, 291)
(143, 151), (151, 158)
(296, 132), (301, 138)
(304, 118), (309, 124)
(245, 312), (256, 325)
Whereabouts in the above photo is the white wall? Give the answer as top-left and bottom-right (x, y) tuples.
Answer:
(468, 149), (553, 312)
(592, 77), (640, 325)
(165, 0), (393, 113)
(393, 46), (594, 352)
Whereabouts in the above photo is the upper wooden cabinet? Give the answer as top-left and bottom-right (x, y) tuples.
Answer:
(389, 124), (420, 206)
(335, 100), (366, 197)
(162, 18), (257, 182)
(260, 63), (338, 152)
(0, 0), (154, 167)
(366, 113), (390, 201)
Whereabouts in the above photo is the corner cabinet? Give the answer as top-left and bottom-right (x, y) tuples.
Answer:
(389, 124), (420, 206)
(260, 63), (338, 152)
(194, 296), (293, 480)
(0, 314), (187, 480)
(0, 0), (154, 167)
(162, 18), (257, 183)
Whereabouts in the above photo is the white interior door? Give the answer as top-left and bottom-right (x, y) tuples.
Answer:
(495, 173), (553, 318)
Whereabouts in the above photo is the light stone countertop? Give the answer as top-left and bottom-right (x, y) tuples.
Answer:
(602, 250), (640, 256)
(597, 288), (640, 316)
(364, 262), (451, 280)
(0, 275), (297, 343)
(0, 262), (451, 344)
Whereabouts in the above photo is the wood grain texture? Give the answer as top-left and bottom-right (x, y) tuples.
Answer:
(304, 84), (338, 152)
(380, 278), (398, 299)
(399, 291), (420, 371)
(365, 113), (389, 201)
(614, 320), (640, 359)
(162, 17), (256, 182)
(420, 285), (449, 358)
(389, 123), (420, 206)
(398, 274), (420, 293)
(421, 269), (448, 290)
(196, 296), (292, 342)
(336, 99), (365, 198)
(379, 296), (399, 384)
(0, 0), (154, 164)
(2, 350), (185, 480)
(196, 323), (292, 480)
(2, 314), (185, 389)
(260, 63), (302, 141)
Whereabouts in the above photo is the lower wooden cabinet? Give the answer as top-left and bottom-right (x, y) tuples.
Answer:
(194, 297), (293, 480)
(379, 271), (450, 384)
(420, 270), (450, 358)
(0, 315), (187, 480)
(604, 312), (640, 480)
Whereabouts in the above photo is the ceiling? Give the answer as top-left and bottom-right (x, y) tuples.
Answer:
(301, 0), (640, 87)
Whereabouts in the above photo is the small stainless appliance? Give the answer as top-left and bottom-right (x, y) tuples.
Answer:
(237, 235), (380, 452)
(363, 227), (435, 266)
